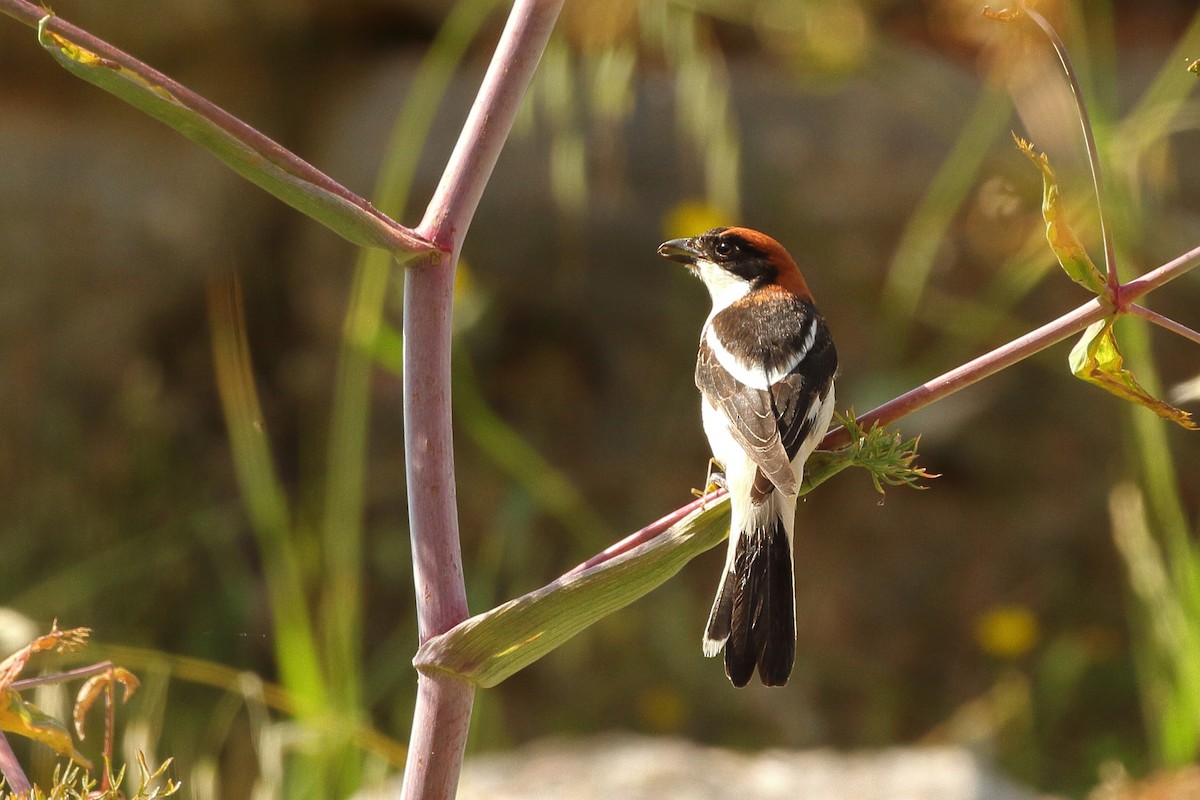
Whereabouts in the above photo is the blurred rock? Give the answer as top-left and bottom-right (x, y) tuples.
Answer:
(446, 734), (1050, 800)
(1088, 764), (1200, 800)
(0, 608), (39, 657)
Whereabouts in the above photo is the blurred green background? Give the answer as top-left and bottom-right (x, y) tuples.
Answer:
(2, 0), (1200, 797)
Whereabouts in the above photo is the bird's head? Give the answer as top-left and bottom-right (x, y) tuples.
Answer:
(657, 227), (812, 310)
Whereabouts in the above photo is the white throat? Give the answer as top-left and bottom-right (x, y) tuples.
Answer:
(694, 258), (751, 319)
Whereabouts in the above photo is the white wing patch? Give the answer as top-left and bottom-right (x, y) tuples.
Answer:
(704, 314), (815, 391)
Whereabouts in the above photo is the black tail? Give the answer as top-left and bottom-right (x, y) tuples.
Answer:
(721, 514), (796, 687)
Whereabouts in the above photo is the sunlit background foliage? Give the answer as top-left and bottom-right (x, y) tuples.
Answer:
(2, 0), (1200, 796)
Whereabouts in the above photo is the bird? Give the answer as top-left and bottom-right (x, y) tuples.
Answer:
(657, 226), (838, 687)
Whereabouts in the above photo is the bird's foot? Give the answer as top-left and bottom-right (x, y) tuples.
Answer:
(692, 459), (727, 506)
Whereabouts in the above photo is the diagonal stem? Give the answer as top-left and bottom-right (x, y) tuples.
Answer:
(0, 0), (429, 256)
(821, 241), (1200, 450)
(1129, 304), (1200, 347)
(9, 660), (114, 691)
(416, 2), (564, 251)
(821, 296), (1108, 450)
(0, 732), (31, 797)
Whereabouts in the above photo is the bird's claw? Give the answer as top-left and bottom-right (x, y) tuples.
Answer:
(692, 458), (727, 505)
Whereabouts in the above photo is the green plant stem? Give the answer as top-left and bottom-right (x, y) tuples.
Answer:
(881, 87), (1012, 323)
(207, 277), (327, 717)
(1119, 314), (1200, 764)
(1123, 9), (1200, 143)
(452, 349), (609, 544)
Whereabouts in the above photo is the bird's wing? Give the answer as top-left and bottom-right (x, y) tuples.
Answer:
(696, 329), (837, 498)
(697, 340), (797, 496)
(772, 323), (838, 463)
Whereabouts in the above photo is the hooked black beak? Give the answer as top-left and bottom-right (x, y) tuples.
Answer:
(657, 238), (700, 265)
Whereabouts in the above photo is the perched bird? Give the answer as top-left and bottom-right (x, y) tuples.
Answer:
(658, 227), (838, 687)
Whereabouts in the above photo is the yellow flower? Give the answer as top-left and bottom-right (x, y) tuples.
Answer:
(662, 200), (729, 240)
(636, 684), (686, 733)
(975, 604), (1039, 659)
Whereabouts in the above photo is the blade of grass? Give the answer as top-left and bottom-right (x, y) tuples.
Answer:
(1109, 483), (1200, 764)
(881, 86), (1012, 324)
(1122, 8), (1200, 144)
(1019, 2), (1118, 292)
(1119, 315), (1200, 612)
(206, 274), (327, 718)
(91, 644), (406, 767)
(452, 347), (609, 544)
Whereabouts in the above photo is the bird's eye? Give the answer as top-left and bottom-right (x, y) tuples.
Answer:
(713, 239), (736, 259)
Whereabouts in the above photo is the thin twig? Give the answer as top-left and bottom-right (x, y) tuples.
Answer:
(10, 660), (114, 691)
(1129, 304), (1200, 346)
(1121, 241), (1200, 302)
(821, 296), (1109, 449)
(821, 239), (1200, 450)
(102, 682), (116, 793)
(1021, 1), (1120, 295)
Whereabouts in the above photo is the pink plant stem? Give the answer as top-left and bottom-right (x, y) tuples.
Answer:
(0, 732), (31, 797)
(820, 296), (1108, 449)
(1129, 304), (1200, 346)
(564, 491), (726, 577)
(400, 1), (563, 799)
(9, 660), (114, 691)
(821, 240), (1200, 450)
(1120, 242), (1200, 302)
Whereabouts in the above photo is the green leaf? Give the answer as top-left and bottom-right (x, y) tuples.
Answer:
(1014, 135), (1109, 296)
(36, 17), (433, 259)
(414, 499), (731, 687)
(1069, 319), (1197, 429)
(809, 411), (936, 495)
(207, 275), (329, 714)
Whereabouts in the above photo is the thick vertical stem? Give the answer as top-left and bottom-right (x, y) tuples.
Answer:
(399, 1), (563, 798)
(403, 247), (468, 641)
